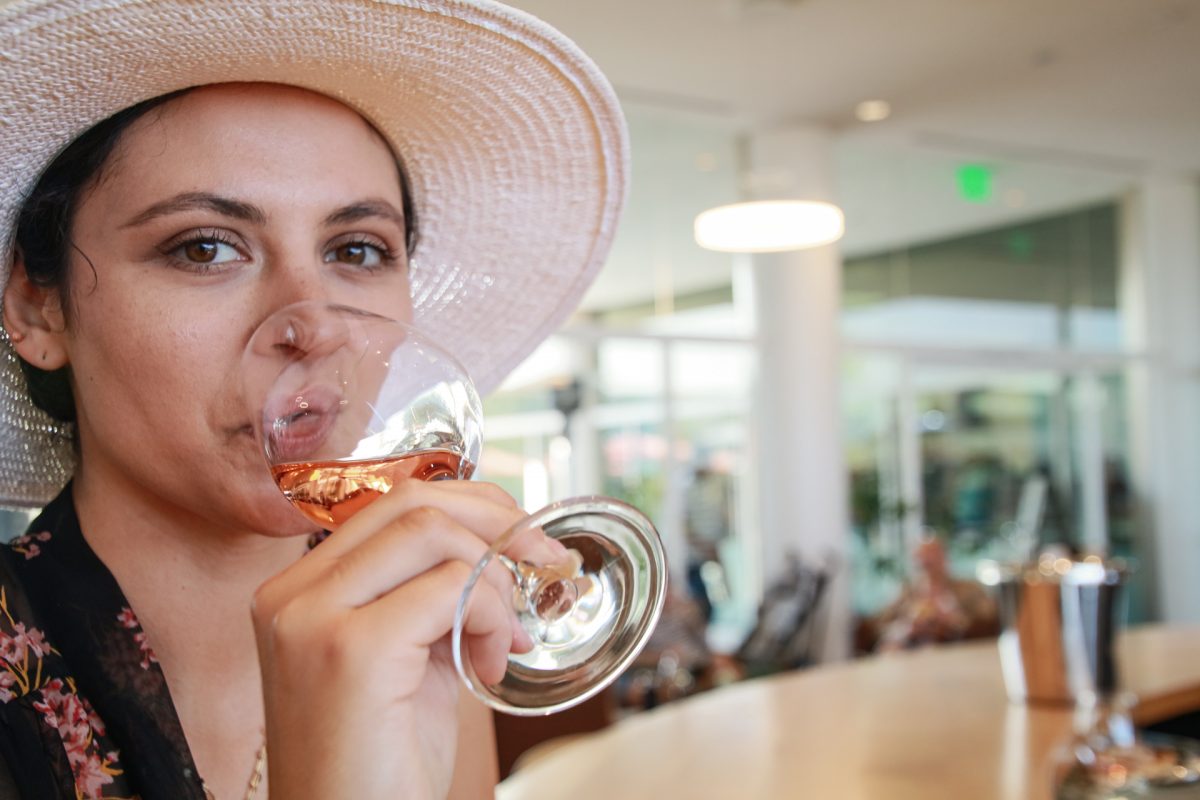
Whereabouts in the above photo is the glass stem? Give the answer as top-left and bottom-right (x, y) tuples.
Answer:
(497, 553), (583, 624)
(1074, 690), (1138, 748)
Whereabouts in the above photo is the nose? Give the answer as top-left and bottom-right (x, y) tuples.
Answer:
(246, 301), (363, 365)
(242, 242), (414, 358)
(242, 252), (346, 362)
(255, 260), (334, 322)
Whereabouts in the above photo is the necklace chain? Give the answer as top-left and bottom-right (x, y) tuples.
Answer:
(244, 740), (267, 800)
(201, 738), (267, 800)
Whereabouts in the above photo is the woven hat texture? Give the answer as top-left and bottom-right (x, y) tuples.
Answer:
(0, 0), (629, 507)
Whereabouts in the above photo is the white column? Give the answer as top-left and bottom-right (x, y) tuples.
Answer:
(565, 339), (600, 497)
(1120, 175), (1200, 622)
(659, 342), (689, 586)
(746, 126), (851, 661)
(1071, 372), (1108, 555)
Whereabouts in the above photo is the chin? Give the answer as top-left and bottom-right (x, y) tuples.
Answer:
(229, 485), (321, 538)
(253, 504), (321, 538)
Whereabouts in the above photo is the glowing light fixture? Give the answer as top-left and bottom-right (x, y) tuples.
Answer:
(694, 199), (844, 253)
(855, 99), (891, 122)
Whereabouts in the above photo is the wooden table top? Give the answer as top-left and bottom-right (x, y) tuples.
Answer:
(498, 625), (1200, 800)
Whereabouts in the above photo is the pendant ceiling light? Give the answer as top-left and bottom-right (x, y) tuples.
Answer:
(694, 199), (844, 253)
(693, 131), (844, 254)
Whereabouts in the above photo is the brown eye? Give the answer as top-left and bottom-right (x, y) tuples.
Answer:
(185, 241), (219, 262)
(168, 236), (241, 267)
(336, 243), (367, 265)
(325, 240), (386, 269)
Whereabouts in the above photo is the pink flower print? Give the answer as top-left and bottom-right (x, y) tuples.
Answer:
(9, 530), (50, 560)
(75, 750), (118, 799)
(0, 620), (52, 664)
(0, 593), (57, 706)
(116, 608), (137, 629)
(132, 632), (156, 670)
(32, 679), (121, 799)
(11, 622), (49, 659)
(116, 607), (157, 670)
(32, 679), (75, 732)
(0, 668), (16, 703)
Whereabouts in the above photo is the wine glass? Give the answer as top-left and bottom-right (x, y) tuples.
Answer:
(242, 301), (667, 716)
(1052, 690), (1200, 799)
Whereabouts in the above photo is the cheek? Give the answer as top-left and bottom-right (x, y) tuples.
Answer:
(68, 295), (242, 433)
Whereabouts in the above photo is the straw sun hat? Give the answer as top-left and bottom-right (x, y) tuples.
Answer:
(0, 0), (629, 507)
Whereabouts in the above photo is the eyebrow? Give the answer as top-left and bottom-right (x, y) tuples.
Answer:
(120, 192), (405, 231)
(322, 200), (405, 230)
(121, 192), (267, 228)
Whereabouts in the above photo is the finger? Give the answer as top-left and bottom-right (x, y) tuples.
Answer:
(319, 478), (526, 555)
(308, 480), (565, 575)
(304, 506), (518, 613)
(268, 482), (512, 597)
(259, 481), (564, 624)
(464, 629), (512, 687)
(360, 560), (514, 686)
(462, 480), (521, 510)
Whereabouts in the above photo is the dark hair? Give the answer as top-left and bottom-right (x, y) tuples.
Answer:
(12, 87), (419, 423)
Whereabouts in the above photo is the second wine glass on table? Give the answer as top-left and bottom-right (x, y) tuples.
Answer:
(242, 301), (666, 716)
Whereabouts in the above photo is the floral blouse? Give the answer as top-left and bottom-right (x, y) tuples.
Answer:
(0, 484), (213, 799)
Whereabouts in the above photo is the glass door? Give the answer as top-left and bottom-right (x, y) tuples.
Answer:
(846, 353), (1142, 618)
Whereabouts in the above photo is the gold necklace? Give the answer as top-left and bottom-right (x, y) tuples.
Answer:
(202, 739), (267, 800)
(245, 740), (267, 800)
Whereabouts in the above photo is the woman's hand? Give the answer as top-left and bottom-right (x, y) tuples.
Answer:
(251, 479), (556, 799)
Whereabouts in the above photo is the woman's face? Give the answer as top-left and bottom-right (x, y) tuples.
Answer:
(59, 83), (414, 535)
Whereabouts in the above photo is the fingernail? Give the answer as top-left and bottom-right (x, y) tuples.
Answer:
(546, 537), (570, 558)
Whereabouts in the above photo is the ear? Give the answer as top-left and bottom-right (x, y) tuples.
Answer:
(3, 248), (70, 370)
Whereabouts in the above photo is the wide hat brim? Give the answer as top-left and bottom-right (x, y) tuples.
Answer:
(0, 0), (628, 507)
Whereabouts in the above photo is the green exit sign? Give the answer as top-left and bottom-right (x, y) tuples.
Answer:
(956, 164), (993, 202)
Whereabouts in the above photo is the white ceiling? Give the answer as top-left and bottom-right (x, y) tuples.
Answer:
(506, 0), (1200, 312)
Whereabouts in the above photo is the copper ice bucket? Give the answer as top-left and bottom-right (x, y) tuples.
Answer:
(978, 557), (1125, 706)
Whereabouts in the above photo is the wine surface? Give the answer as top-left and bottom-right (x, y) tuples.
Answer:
(272, 449), (474, 528)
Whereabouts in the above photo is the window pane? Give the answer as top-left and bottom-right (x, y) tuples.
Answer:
(842, 203), (1122, 352)
(598, 338), (664, 401)
(670, 342), (757, 642)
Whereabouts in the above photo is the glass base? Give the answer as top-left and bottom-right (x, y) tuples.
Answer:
(453, 496), (667, 716)
(1055, 716), (1200, 799)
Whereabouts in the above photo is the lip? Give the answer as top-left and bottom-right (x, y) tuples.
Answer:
(264, 383), (343, 463)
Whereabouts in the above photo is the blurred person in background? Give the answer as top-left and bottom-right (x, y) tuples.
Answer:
(684, 464), (733, 622)
(873, 536), (999, 652)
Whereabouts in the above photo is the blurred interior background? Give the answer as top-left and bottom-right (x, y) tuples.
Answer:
(472, 0), (1200, 728)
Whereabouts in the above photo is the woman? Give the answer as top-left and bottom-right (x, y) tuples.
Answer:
(0, 1), (627, 798)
